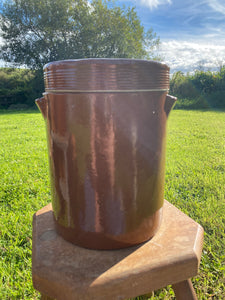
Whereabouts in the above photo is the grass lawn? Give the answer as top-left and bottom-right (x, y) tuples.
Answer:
(0, 109), (224, 299)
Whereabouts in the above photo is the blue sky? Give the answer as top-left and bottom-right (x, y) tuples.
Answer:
(118, 0), (225, 73)
(1, 0), (225, 72)
(134, 0), (225, 40)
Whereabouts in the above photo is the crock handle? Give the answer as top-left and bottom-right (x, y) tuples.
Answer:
(35, 96), (47, 119)
(164, 95), (177, 116)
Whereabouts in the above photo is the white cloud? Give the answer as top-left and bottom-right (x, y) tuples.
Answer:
(208, 0), (225, 15)
(158, 39), (225, 73)
(140, 0), (172, 10)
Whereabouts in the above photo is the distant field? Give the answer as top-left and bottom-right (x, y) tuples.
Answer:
(0, 109), (224, 299)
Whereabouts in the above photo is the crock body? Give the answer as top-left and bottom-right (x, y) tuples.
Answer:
(37, 59), (174, 249)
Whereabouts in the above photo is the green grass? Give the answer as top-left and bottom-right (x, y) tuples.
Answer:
(0, 109), (225, 299)
(0, 110), (50, 299)
(164, 110), (225, 299)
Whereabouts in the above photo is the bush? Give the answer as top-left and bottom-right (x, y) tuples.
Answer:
(171, 68), (225, 109)
(206, 91), (225, 108)
(0, 68), (43, 108)
(174, 97), (210, 110)
(7, 103), (30, 110)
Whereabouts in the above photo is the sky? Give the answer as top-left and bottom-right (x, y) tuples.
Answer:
(1, 0), (225, 73)
(118, 0), (225, 73)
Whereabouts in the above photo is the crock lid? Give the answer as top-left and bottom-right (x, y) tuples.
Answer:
(43, 58), (170, 92)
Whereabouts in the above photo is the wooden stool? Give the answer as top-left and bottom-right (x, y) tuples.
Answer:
(32, 201), (204, 300)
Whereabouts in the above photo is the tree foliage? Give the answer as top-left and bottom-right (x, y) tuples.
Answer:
(0, 0), (160, 69)
(0, 68), (41, 108)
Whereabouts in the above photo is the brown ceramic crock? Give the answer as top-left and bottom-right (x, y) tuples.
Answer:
(36, 59), (176, 250)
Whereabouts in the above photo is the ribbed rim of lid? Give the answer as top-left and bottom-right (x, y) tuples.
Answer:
(43, 58), (170, 92)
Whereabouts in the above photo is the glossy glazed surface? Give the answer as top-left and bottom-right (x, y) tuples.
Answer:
(44, 58), (170, 92)
(37, 59), (175, 249)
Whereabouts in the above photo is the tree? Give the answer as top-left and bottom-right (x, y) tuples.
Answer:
(0, 0), (160, 70)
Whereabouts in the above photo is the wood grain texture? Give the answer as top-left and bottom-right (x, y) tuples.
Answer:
(32, 201), (204, 300)
(173, 279), (198, 300)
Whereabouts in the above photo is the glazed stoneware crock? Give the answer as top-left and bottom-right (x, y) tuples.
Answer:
(36, 59), (176, 250)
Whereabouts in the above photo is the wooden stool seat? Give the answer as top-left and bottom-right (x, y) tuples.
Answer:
(32, 201), (204, 300)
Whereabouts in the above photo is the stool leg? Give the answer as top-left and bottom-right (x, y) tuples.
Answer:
(172, 279), (197, 300)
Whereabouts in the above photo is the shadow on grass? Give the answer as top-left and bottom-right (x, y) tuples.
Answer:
(173, 107), (225, 113)
(0, 108), (40, 115)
